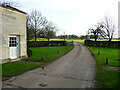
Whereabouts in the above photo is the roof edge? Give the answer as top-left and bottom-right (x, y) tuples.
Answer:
(0, 5), (26, 14)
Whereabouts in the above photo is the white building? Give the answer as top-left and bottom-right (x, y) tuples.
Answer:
(0, 5), (27, 64)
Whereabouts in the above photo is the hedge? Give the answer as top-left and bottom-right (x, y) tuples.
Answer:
(84, 40), (120, 48)
(27, 41), (67, 47)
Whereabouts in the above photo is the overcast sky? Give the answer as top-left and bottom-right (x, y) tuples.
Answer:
(4, 0), (119, 37)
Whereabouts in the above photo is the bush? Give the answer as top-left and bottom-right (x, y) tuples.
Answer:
(27, 41), (67, 47)
(85, 40), (120, 48)
(27, 48), (32, 57)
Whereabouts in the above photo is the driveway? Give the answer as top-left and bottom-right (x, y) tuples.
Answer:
(3, 42), (96, 88)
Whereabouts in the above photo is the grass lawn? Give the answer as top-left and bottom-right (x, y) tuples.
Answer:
(30, 38), (66, 41)
(90, 39), (120, 41)
(72, 39), (120, 45)
(24, 46), (73, 62)
(87, 46), (120, 88)
(30, 38), (47, 41)
(74, 39), (120, 88)
(2, 62), (44, 77)
(30, 38), (72, 42)
(30, 38), (120, 43)
(72, 39), (85, 45)
(2, 46), (73, 78)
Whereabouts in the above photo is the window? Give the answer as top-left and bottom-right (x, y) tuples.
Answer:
(9, 37), (17, 47)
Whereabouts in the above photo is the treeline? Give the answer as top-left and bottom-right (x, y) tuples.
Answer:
(56, 35), (97, 40)
(56, 35), (79, 39)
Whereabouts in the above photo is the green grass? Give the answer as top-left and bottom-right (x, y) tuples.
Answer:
(30, 38), (120, 42)
(90, 39), (120, 41)
(87, 46), (120, 88)
(24, 46), (73, 62)
(30, 38), (47, 41)
(30, 38), (84, 42)
(2, 62), (44, 77)
(2, 46), (73, 78)
(73, 39), (120, 88)
(72, 39), (120, 45)
(88, 46), (119, 66)
(30, 38), (67, 41)
(72, 39), (85, 45)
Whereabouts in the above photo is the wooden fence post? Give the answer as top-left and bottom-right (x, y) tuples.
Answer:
(98, 51), (100, 55)
(41, 56), (44, 62)
(106, 58), (108, 64)
(58, 50), (59, 54)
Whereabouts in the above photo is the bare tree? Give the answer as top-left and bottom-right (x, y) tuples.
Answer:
(0, 0), (20, 7)
(27, 10), (48, 41)
(100, 16), (116, 41)
(26, 14), (34, 41)
(63, 32), (66, 41)
(88, 23), (102, 41)
(43, 22), (58, 41)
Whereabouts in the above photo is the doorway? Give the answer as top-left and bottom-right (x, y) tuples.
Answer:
(9, 36), (19, 59)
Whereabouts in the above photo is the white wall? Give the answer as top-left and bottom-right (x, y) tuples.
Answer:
(1, 6), (27, 63)
(0, 6), (2, 89)
(0, 6), (2, 63)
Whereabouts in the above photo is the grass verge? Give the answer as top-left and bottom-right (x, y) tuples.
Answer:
(87, 46), (120, 88)
(2, 46), (73, 78)
(72, 39), (85, 45)
(2, 62), (44, 77)
(24, 46), (73, 62)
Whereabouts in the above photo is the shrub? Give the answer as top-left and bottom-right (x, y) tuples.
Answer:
(85, 40), (120, 48)
(27, 41), (67, 47)
(27, 48), (32, 57)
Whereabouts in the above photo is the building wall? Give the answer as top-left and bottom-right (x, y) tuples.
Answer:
(0, 7), (2, 63)
(118, 1), (120, 38)
(1, 6), (27, 63)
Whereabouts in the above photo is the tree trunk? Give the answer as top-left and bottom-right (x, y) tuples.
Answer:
(48, 38), (50, 46)
(94, 36), (97, 41)
(35, 21), (37, 41)
(95, 38), (97, 41)
(48, 38), (50, 42)
(108, 38), (112, 47)
(35, 32), (37, 41)
(109, 38), (112, 42)
(64, 37), (65, 41)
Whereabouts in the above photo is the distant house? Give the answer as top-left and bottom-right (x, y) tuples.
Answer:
(0, 5), (27, 64)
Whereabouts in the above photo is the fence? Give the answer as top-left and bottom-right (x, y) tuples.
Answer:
(27, 41), (67, 47)
(84, 40), (120, 48)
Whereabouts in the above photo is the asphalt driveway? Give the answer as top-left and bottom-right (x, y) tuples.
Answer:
(3, 42), (96, 88)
